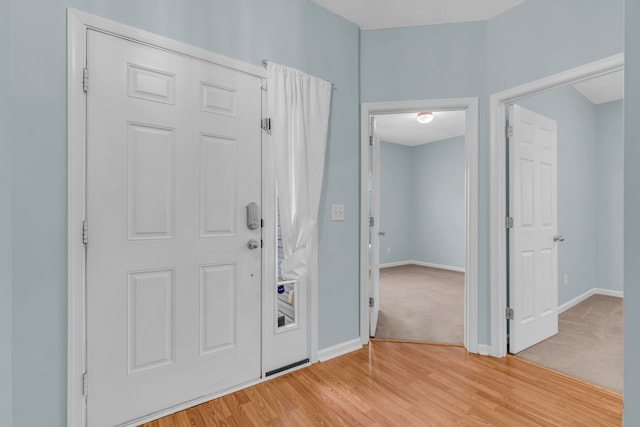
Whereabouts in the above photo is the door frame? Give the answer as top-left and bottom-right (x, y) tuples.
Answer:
(359, 98), (479, 353)
(67, 9), (287, 427)
(488, 53), (624, 358)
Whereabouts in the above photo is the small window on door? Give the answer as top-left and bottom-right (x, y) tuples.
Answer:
(275, 198), (298, 330)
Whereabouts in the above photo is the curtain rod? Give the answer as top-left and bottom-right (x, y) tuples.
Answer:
(261, 59), (337, 90)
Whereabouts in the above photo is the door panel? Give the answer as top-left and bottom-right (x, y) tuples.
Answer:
(261, 172), (309, 374)
(86, 30), (262, 426)
(509, 104), (558, 354)
(369, 116), (380, 337)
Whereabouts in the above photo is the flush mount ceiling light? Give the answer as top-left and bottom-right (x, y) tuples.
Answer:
(416, 112), (434, 124)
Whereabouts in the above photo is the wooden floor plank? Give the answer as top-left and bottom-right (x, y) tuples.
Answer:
(140, 341), (622, 426)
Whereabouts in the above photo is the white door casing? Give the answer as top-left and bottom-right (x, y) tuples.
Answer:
(359, 98), (479, 353)
(85, 29), (262, 426)
(488, 54), (623, 358)
(508, 104), (558, 354)
(369, 116), (381, 337)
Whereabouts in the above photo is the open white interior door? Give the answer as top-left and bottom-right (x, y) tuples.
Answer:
(508, 104), (559, 354)
(369, 116), (381, 337)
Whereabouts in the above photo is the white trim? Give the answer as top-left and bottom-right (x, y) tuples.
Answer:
(67, 9), (269, 427)
(489, 53), (624, 358)
(317, 338), (363, 362)
(68, 9), (265, 78)
(379, 260), (465, 272)
(558, 288), (624, 314)
(67, 9), (88, 427)
(379, 260), (412, 268)
(360, 98), (479, 354)
(593, 288), (624, 299)
(310, 236), (319, 362)
(478, 344), (491, 356)
(410, 261), (466, 273)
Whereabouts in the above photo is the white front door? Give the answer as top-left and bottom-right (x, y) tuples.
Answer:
(508, 104), (559, 354)
(369, 116), (381, 337)
(86, 30), (263, 426)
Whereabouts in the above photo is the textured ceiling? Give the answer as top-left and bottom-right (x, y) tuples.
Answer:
(375, 111), (466, 146)
(310, 0), (526, 30)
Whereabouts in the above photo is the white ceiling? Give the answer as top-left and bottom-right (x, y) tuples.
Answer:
(573, 70), (624, 105)
(376, 111), (466, 146)
(310, 0), (526, 30)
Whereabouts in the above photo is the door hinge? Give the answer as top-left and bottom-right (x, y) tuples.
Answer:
(261, 239), (263, 248)
(261, 118), (271, 131)
(369, 297), (374, 307)
(369, 135), (374, 146)
(83, 67), (88, 93)
(82, 372), (88, 396)
(261, 219), (264, 228)
(506, 125), (513, 139)
(506, 217), (514, 229)
(82, 220), (88, 246)
(506, 307), (514, 320)
(369, 216), (374, 227)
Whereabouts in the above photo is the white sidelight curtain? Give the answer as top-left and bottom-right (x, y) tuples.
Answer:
(267, 62), (332, 280)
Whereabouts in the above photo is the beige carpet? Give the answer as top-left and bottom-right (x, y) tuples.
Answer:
(515, 294), (623, 393)
(374, 264), (464, 344)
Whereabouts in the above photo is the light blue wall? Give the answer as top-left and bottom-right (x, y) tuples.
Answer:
(597, 100), (624, 293)
(487, 0), (624, 337)
(625, 1), (640, 423)
(1, 0), (13, 424)
(517, 87), (599, 305)
(411, 136), (466, 268)
(487, 0), (624, 93)
(361, 21), (491, 342)
(379, 137), (465, 269)
(379, 141), (414, 264)
(514, 93), (624, 304)
(8, 1), (359, 426)
(361, 22), (487, 102)
(362, 0), (624, 348)
(5, 0), (634, 424)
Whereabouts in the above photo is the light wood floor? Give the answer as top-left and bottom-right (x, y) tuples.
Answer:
(142, 341), (622, 426)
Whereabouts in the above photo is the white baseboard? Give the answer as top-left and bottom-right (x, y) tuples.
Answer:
(380, 260), (465, 273)
(558, 287), (624, 314)
(593, 288), (624, 298)
(317, 338), (362, 362)
(410, 260), (465, 273)
(477, 344), (491, 356)
(379, 260), (412, 268)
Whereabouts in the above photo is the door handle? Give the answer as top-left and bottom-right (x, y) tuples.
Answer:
(554, 235), (564, 242)
(378, 231), (386, 236)
(247, 239), (260, 250)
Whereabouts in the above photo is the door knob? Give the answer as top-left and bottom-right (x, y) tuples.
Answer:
(247, 239), (260, 250)
(378, 231), (386, 236)
(554, 235), (564, 242)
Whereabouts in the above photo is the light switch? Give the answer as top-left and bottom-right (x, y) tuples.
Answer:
(331, 204), (345, 221)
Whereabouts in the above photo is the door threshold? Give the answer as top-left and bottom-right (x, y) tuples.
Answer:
(266, 358), (310, 377)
